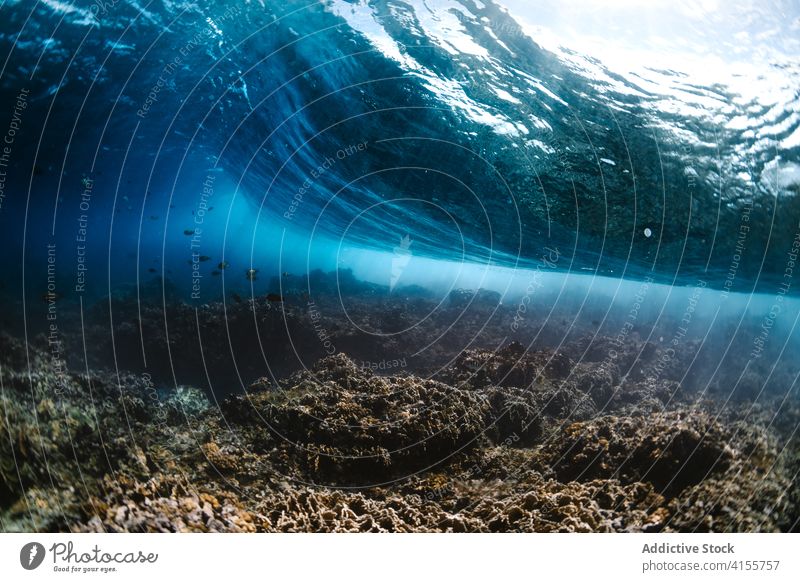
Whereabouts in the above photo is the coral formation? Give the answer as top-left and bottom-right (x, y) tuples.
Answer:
(1, 279), (799, 533)
(540, 412), (735, 493)
(224, 354), (490, 483)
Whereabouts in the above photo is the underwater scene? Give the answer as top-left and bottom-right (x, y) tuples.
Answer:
(0, 0), (799, 532)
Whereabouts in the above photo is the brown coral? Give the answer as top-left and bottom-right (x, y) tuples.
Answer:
(224, 354), (490, 484)
(542, 412), (736, 494)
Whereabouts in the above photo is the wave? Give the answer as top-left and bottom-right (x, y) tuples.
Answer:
(0, 0), (798, 296)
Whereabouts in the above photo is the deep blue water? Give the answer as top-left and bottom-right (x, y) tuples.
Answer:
(0, 0), (799, 317)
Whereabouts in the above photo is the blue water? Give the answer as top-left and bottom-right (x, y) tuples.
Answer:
(0, 0), (799, 330)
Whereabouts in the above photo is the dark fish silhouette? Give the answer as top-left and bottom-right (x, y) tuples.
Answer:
(211, 270), (221, 276)
(231, 292), (243, 304)
(218, 261), (229, 270)
(183, 229), (195, 236)
(245, 268), (258, 281)
(148, 268), (157, 273)
(266, 293), (283, 302)
(198, 255), (211, 262)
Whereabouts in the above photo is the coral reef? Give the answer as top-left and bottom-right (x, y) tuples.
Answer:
(540, 412), (735, 493)
(223, 354), (490, 484)
(1, 285), (799, 533)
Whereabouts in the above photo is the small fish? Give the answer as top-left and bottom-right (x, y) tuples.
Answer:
(183, 229), (195, 236)
(217, 261), (229, 270)
(282, 272), (290, 277)
(231, 292), (243, 304)
(245, 268), (258, 281)
(148, 268), (157, 273)
(41, 292), (60, 303)
(266, 293), (283, 302)
(149, 215), (159, 220)
(198, 255), (211, 262)
(211, 270), (221, 276)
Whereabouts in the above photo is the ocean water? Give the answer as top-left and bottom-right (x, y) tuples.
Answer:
(1, 0), (800, 532)
(0, 0), (797, 294)
(1, 0), (799, 373)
